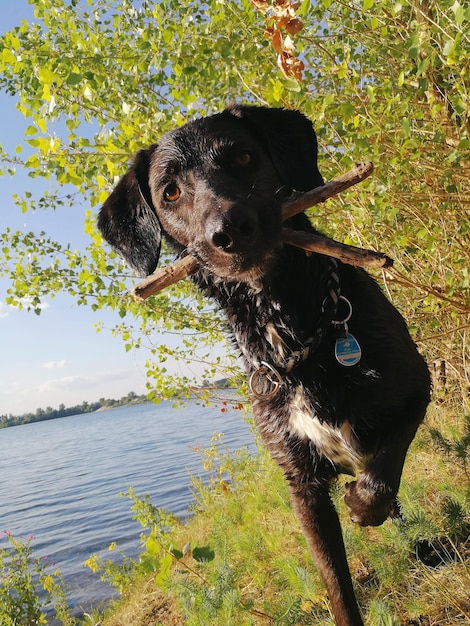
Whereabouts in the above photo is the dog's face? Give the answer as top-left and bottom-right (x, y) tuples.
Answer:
(147, 115), (285, 283)
(98, 105), (324, 283)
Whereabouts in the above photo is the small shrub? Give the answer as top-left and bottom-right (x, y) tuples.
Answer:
(0, 531), (75, 626)
(429, 414), (470, 477)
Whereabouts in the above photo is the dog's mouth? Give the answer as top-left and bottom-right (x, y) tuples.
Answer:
(189, 238), (280, 285)
(184, 199), (282, 284)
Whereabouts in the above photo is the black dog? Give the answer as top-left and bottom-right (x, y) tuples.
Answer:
(98, 105), (430, 625)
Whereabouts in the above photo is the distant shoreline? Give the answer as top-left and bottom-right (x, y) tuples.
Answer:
(0, 392), (149, 429)
(92, 399), (152, 412)
(0, 380), (238, 430)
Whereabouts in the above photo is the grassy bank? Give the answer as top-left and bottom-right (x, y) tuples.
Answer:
(82, 399), (470, 626)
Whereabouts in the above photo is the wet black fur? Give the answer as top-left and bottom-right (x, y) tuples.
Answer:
(98, 105), (431, 626)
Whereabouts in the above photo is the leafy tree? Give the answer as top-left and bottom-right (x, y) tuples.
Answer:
(1, 0), (469, 400)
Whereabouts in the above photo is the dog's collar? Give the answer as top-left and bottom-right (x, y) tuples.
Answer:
(249, 258), (341, 400)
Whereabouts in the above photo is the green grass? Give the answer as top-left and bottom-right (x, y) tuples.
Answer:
(86, 402), (470, 625)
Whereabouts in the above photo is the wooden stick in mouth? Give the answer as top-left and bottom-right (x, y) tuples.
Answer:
(131, 256), (201, 301)
(281, 228), (393, 269)
(132, 162), (389, 301)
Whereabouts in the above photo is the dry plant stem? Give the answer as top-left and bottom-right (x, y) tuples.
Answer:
(132, 162), (381, 301)
(385, 268), (470, 313)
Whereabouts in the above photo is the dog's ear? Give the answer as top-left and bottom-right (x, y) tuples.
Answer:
(227, 104), (324, 192)
(97, 146), (161, 277)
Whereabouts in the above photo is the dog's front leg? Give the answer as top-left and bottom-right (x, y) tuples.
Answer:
(344, 407), (427, 527)
(288, 475), (364, 626)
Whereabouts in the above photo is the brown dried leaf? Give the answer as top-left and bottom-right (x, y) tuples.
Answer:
(271, 29), (283, 53)
(285, 18), (303, 35)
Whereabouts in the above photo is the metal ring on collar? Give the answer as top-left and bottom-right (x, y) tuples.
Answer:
(249, 362), (283, 400)
(331, 296), (353, 326)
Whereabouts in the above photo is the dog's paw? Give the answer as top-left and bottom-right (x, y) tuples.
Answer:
(344, 478), (399, 527)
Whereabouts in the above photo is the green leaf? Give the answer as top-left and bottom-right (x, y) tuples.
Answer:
(155, 553), (173, 589)
(283, 78), (301, 92)
(38, 66), (55, 85)
(1, 48), (17, 65)
(66, 72), (82, 85)
(36, 118), (47, 133)
(451, 1), (464, 25)
(401, 117), (411, 137)
(145, 535), (161, 556)
(24, 125), (38, 136)
(192, 546), (215, 563)
(139, 554), (160, 573)
(406, 31), (420, 58)
(341, 102), (355, 119)
(170, 546), (184, 559)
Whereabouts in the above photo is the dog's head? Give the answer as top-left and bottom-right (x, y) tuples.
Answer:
(98, 105), (323, 282)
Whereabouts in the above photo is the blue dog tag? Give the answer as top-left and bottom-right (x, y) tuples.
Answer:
(335, 333), (362, 366)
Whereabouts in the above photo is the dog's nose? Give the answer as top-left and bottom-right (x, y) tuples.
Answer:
(207, 209), (258, 253)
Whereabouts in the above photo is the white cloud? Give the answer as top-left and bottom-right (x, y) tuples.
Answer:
(36, 375), (80, 394)
(2, 365), (148, 415)
(0, 298), (49, 319)
(17, 297), (49, 312)
(42, 359), (68, 369)
(35, 369), (133, 395)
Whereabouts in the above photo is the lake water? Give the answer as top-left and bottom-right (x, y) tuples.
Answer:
(0, 397), (256, 620)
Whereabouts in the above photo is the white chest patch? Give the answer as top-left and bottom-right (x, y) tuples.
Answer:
(288, 388), (364, 474)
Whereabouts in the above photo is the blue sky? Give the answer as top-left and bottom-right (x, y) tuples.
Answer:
(0, 1), (158, 415)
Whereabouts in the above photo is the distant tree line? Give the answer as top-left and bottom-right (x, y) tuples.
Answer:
(0, 391), (148, 429)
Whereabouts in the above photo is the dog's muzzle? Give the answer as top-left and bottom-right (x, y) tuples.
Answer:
(205, 205), (260, 255)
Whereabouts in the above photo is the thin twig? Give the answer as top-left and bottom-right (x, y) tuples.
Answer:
(385, 268), (470, 313)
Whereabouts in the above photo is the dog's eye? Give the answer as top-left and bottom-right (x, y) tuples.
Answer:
(164, 183), (181, 202)
(234, 152), (251, 167)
